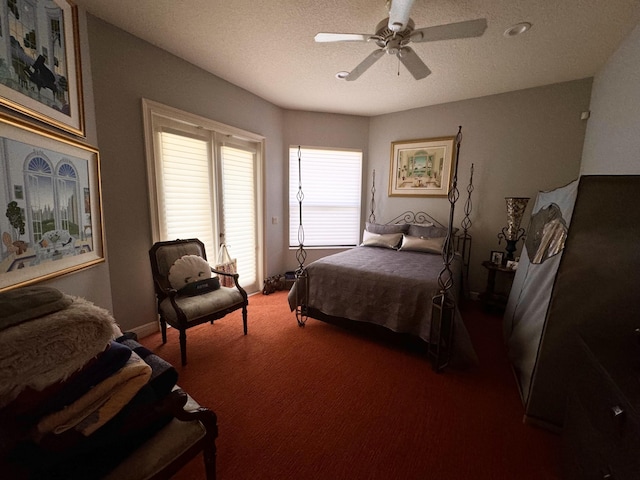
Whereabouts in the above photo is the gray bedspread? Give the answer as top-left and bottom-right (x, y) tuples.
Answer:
(288, 246), (478, 366)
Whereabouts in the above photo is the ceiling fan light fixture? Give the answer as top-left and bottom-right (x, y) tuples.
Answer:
(504, 22), (532, 37)
(317, 1), (486, 82)
(387, 0), (413, 32)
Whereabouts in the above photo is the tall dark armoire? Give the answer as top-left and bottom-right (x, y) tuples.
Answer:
(504, 175), (640, 431)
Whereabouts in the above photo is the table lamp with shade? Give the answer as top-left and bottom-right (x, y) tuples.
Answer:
(497, 197), (530, 262)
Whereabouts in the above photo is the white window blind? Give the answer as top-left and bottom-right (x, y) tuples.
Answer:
(221, 144), (257, 286)
(289, 147), (362, 247)
(158, 131), (216, 257)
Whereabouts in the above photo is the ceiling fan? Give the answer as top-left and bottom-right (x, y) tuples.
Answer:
(314, 0), (488, 81)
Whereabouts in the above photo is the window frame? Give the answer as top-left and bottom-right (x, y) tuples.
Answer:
(142, 99), (265, 293)
(288, 145), (363, 249)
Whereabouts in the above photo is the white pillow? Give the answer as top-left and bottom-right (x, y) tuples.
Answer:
(168, 255), (212, 290)
(398, 234), (445, 254)
(361, 230), (403, 249)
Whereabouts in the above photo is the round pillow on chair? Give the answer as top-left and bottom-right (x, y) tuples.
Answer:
(168, 255), (212, 290)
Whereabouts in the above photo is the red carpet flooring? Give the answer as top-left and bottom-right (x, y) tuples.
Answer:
(140, 291), (561, 479)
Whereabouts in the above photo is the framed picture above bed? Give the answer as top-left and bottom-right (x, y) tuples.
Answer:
(0, 113), (103, 292)
(389, 136), (455, 197)
(0, 0), (85, 137)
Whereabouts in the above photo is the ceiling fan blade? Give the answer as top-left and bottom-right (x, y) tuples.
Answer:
(388, 0), (415, 32)
(314, 33), (372, 43)
(346, 49), (385, 81)
(397, 47), (431, 80)
(411, 18), (488, 43)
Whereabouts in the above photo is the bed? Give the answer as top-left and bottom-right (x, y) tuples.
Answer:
(288, 214), (478, 368)
(288, 129), (476, 370)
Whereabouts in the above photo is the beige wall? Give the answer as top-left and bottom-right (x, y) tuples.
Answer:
(52, 11), (593, 331)
(8, 10), (114, 311)
(369, 79), (592, 293)
(282, 110), (369, 268)
(581, 24), (640, 175)
(86, 16), (284, 331)
(281, 80), (592, 294)
(2, 6), (630, 333)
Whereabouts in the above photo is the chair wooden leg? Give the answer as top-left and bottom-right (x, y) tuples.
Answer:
(202, 439), (217, 480)
(160, 318), (167, 344)
(179, 329), (187, 366)
(199, 409), (218, 480)
(242, 306), (248, 335)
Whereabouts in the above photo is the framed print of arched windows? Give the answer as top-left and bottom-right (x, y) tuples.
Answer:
(0, 113), (102, 292)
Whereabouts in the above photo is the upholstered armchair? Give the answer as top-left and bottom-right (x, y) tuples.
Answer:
(149, 239), (248, 366)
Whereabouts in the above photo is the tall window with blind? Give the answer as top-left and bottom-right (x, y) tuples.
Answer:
(143, 100), (263, 293)
(289, 147), (362, 248)
(221, 144), (257, 290)
(158, 130), (216, 254)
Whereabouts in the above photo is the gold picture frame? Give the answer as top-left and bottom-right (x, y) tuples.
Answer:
(0, 0), (85, 136)
(389, 137), (456, 197)
(0, 113), (103, 292)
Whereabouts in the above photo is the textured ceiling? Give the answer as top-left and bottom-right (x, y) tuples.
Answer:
(72, 0), (640, 117)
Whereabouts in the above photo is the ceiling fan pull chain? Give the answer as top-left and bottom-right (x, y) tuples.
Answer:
(397, 56), (400, 76)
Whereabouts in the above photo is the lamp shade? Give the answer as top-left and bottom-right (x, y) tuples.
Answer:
(504, 197), (530, 240)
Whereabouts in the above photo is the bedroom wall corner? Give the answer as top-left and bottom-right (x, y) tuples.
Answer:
(86, 15), (285, 332)
(368, 79), (592, 295)
(282, 110), (370, 268)
(580, 23), (640, 175)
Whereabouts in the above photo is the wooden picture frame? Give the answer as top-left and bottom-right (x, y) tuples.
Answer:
(0, 113), (103, 292)
(0, 0), (85, 136)
(490, 250), (504, 266)
(389, 136), (456, 197)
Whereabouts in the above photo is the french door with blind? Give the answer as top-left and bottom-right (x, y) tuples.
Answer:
(143, 99), (263, 293)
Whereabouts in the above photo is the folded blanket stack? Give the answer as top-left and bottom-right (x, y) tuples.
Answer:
(0, 286), (179, 480)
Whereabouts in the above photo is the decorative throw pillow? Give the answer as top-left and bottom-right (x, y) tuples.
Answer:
(168, 255), (212, 290)
(365, 222), (409, 235)
(399, 234), (446, 254)
(411, 221), (434, 227)
(408, 224), (458, 239)
(361, 230), (403, 249)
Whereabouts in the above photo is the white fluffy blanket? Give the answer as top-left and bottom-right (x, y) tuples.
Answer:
(0, 296), (121, 408)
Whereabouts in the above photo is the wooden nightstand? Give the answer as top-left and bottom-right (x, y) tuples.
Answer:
(479, 260), (516, 312)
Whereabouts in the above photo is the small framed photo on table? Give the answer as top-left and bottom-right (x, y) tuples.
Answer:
(506, 260), (519, 270)
(490, 251), (504, 266)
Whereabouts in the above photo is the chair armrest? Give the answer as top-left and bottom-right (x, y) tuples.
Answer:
(169, 389), (218, 435)
(152, 276), (178, 298)
(209, 269), (247, 301)
(104, 388), (218, 480)
(210, 268), (238, 279)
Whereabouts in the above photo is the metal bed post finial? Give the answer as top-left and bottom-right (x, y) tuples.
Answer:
(295, 146), (309, 327)
(429, 126), (462, 372)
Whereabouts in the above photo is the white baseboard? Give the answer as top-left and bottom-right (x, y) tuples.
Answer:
(130, 321), (160, 340)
